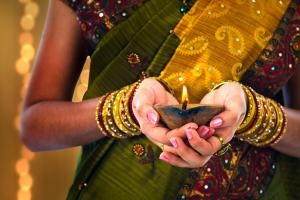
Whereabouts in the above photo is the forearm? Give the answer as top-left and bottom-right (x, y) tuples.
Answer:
(271, 107), (300, 157)
(21, 98), (104, 151)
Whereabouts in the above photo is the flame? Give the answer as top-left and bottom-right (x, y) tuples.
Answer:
(181, 85), (189, 103)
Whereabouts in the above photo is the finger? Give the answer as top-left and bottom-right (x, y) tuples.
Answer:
(186, 129), (218, 156)
(169, 137), (207, 167)
(160, 144), (178, 154)
(205, 126), (235, 153)
(134, 97), (160, 126)
(209, 110), (241, 129)
(159, 152), (190, 168)
(145, 126), (171, 145)
(148, 122), (198, 148)
(166, 123), (198, 138)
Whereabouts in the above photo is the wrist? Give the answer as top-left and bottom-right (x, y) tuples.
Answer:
(95, 81), (142, 139)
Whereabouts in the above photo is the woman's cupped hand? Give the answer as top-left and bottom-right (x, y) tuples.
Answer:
(132, 79), (247, 168)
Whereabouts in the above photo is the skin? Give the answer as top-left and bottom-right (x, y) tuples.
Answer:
(22, 0), (300, 168)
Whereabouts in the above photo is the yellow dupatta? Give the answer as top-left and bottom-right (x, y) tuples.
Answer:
(159, 0), (290, 102)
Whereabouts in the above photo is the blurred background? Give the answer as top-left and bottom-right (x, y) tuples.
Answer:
(0, 0), (90, 199)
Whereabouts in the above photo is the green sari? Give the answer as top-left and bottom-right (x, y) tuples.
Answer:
(66, 0), (300, 199)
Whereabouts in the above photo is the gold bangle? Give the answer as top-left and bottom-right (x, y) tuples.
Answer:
(95, 96), (108, 136)
(210, 80), (233, 91)
(237, 95), (266, 139)
(237, 85), (257, 133)
(112, 88), (134, 136)
(102, 91), (128, 139)
(123, 82), (141, 131)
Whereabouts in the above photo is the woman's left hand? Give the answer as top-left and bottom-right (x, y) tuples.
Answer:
(160, 82), (247, 168)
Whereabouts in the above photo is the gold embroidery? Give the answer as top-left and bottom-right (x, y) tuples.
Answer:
(163, 72), (186, 90)
(158, 0), (290, 103)
(215, 26), (245, 57)
(231, 63), (245, 81)
(254, 27), (273, 48)
(177, 36), (209, 55)
(203, 65), (223, 91)
(204, 0), (229, 18)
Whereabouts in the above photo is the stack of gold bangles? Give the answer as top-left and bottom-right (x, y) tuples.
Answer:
(236, 84), (287, 147)
(95, 81), (142, 138)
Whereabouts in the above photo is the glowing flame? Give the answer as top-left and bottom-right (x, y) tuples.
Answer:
(181, 85), (189, 103)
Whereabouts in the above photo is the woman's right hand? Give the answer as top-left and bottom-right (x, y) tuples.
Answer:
(132, 78), (197, 146)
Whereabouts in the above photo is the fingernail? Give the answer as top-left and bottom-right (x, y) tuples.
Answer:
(186, 129), (193, 140)
(147, 111), (158, 124)
(170, 138), (178, 148)
(210, 118), (223, 128)
(199, 127), (210, 137)
(159, 153), (168, 161)
(189, 124), (198, 129)
(206, 129), (215, 138)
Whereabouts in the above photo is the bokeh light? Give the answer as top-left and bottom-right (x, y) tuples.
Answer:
(25, 2), (39, 17)
(21, 146), (35, 160)
(17, 190), (31, 200)
(16, 159), (30, 176)
(19, 174), (33, 190)
(20, 15), (35, 31)
(19, 32), (33, 45)
(16, 58), (30, 75)
(21, 44), (35, 61)
(16, 1), (39, 200)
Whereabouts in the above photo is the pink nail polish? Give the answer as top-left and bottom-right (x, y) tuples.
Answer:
(186, 129), (193, 140)
(210, 118), (223, 128)
(170, 138), (178, 148)
(160, 153), (168, 161)
(147, 112), (157, 124)
(206, 129), (215, 138)
(199, 127), (210, 137)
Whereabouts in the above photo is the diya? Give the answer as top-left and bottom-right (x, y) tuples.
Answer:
(155, 86), (224, 129)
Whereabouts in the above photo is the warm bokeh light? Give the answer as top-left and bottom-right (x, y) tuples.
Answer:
(20, 84), (28, 98)
(16, 158), (30, 176)
(21, 146), (35, 160)
(21, 44), (35, 61)
(17, 190), (31, 200)
(15, 1), (39, 200)
(19, 32), (33, 45)
(25, 2), (39, 17)
(23, 72), (31, 86)
(19, 174), (33, 190)
(14, 115), (21, 131)
(20, 15), (35, 31)
(16, 58), (30, 75)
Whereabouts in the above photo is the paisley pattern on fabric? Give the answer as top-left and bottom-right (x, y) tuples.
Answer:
(254, 27), (273, 48)
(215, 25), (245, 57)
(176, 1), (300, 200)
(159, 0), (290, 103)
(241, 4), (300, 97)
(176, 140), (277, 200)
(61, 0), (300, 199)
(63, 0), (148, 53)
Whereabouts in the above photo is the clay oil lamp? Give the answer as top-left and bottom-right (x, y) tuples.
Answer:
(155, 85), (224, 129)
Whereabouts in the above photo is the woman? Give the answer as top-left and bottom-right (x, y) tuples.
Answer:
(21, 0), (300, 199)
